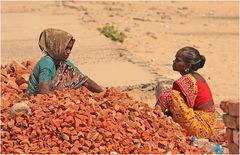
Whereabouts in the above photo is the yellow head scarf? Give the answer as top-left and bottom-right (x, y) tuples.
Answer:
(39, 28), (73, 61)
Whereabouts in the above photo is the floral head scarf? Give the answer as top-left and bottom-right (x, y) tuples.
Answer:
(39, 28), (73, 61)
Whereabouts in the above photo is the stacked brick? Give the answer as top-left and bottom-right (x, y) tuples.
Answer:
(1, 60), (207, 154)
(220, 99), (240, 154)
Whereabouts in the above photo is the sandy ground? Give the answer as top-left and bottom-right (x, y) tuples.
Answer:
(1, 1), (239, 111)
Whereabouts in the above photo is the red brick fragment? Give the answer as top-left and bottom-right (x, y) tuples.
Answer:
(26, 59), (37, 70)
(19, 83), (28, 91)
(220, 100), (229, 113)
(223, 114), (238, 129)
(7, 119), (15, 128)
(62, 133), (70, 141)
(70, 146), (80, 154)
(15, 73), (30, 86)
(52, 119), (63, 128)
(84, 140), (92, 147)
(51, 147), (59, 154)
(10, 60), (27, 74)
(158, 140), (168, 148)
(71, 135), (79, 142)
(142, 130), (150, 140)
(14, 148), (24, 154)
(216, 120), (225, 129)
(12, 126), (22, 133)
(65, 115), (74, 124)
(233, 130), (239, 145)
(73, 141), (82, 148)
(6, 80), (18, 90)
(228, 101), (240, 116)
(228, 142), (239, 154)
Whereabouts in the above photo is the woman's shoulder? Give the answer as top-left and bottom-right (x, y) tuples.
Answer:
(174, 73), (199, 87)
(176, 74), (193, 83)
(38, 55), (55, 68)
(191, 72), (205, 83)
(66, 59), (79, 69)
(38, 55), (53, 64)
(176, 73), (205, 84)
(66, 59), (74, 66)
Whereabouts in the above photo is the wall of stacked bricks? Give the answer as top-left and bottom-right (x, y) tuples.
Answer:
(220, 99), (240, 154)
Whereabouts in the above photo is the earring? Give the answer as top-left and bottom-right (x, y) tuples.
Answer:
(185, 68), (189, 72)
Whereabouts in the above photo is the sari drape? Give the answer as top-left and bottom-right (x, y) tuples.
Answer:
(51, 60), (88, 91)
(157, 74), (216, 138)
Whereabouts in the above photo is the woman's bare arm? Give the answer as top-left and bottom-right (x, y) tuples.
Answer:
(38, 78), (104, 94)
(83, 78), (105, 93)
(155, 100), (167, 112)
(38, 82), (53, 94)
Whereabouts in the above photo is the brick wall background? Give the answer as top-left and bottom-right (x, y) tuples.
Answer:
(220, 99), (239, 154)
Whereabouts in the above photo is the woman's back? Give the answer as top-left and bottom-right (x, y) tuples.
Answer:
(192, 72), (215, 111)
(27, 55), (56, 95)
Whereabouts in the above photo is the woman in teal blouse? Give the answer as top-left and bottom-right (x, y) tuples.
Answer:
(26, 28), (104, 96)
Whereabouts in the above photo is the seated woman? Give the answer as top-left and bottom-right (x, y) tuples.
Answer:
(155, 47), (216, 138)
(26, 28), (104, 96)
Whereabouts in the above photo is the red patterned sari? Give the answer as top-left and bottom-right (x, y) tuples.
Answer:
(51, 60), (88, 91)
(156, 74), (216, 138)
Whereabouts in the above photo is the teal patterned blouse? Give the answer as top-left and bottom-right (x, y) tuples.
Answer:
(27, 55), (88, 96)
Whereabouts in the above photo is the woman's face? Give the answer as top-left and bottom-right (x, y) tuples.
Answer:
(172, 50), (188, 74)
(63, 39), (75, 60)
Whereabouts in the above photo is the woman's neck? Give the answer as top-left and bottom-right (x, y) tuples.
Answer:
(180, 71), (194, 76)
(53, 59), (61, 69)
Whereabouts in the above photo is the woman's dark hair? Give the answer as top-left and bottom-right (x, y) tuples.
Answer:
(179, 46), (206, 71)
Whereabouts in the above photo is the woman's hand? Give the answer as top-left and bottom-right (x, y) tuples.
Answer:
(155, 101), (172, 117)
(38, 82), (53, 94)
(83, 78), (105, 93)
(155, 100), (167, 112)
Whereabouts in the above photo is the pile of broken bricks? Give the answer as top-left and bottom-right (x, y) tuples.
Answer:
(1, 60), (227, 154)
